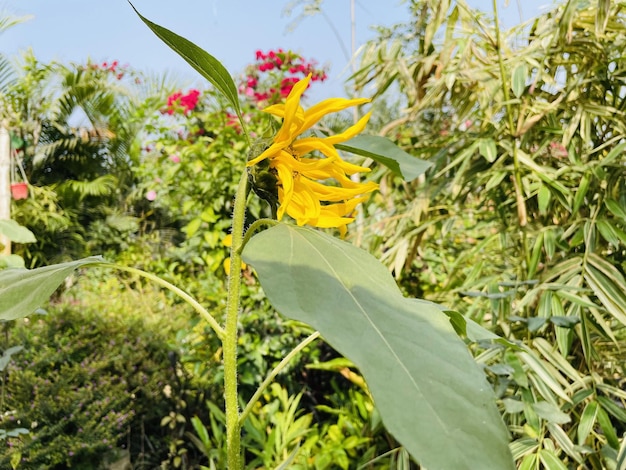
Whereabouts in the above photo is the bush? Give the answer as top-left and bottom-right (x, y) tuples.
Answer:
(0, 279), (199, 469)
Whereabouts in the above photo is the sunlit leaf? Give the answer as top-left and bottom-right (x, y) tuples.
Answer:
(510, 437), (540, 461)
(532, 401), (571, 424)
(518, 350), (571, 402)
(479, 138), (498, 162)
(596, 0), (610, 36)
(243, 224), (514, 470)
(0, 254), (26, 269)
(511, 64), (528, 98)
(537, 185), (551, 215)
(585, 255), (626, 326)
(546, 422), (582, 464)
(518, 452), (538, 470)
(538, 448), (568, 470)
(577, 401), (598, 446)
(130, 3), (241, 116)
(336, 135), (432, 181)
(0, 219), (36, 244)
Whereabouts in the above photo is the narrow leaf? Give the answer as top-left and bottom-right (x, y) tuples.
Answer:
(546, 422), (582, 464)
(479, 138), (498, 163)
(518, 453), (538, 470)
(538, 449), (568, 470)
(601, 141), (626, 166)
(0, 256), (106, 321)
(518, 351), (571, 402)
(532, 402), (571, 424)
(596, 0), (610, 36)
(577, 401), (598, 446)
(129, 3), (241, 116)
(243, 224), (513, 470)
(511, 64), (528, 98)
(597, 405), (620, 449)
(336, 135), (432, 181)
(572, 173), (589, 213)
(605, 199), (626, 221)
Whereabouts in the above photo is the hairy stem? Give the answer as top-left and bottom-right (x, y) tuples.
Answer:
(223, 172), (249, 469)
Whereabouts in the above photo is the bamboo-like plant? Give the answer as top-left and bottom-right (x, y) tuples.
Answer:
(354, 0), (626, 467)
(0, 4), (519, 469)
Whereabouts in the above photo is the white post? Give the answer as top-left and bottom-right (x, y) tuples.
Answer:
(0, 124), (11, 255)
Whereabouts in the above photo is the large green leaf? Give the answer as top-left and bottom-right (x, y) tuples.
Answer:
(0, 219), (36, 243)
(130, 4), (241, 117)
(336, 135), (432, 181)
(0, 256), (106, 321)
(242, 224), (513, 470)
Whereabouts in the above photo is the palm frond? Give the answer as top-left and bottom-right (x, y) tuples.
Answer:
(56, 174), (119, 201)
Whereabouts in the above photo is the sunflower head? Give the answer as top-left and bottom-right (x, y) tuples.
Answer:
(247, 139), (279, 218)
(246, 74), (378, 232)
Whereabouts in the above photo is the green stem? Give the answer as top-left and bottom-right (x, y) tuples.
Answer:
(224, 172), (249, 469)
(99, 263), (225, 340)
(240, 218), (278, 251)
(492, 0), (528, 277)
(239, 330), (320, 426)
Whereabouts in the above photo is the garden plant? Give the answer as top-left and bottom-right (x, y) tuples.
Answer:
(2, 0), (626, 469)
(0, 3), (516, 469)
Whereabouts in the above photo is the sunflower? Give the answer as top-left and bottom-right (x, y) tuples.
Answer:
(246, 74), (378, 232)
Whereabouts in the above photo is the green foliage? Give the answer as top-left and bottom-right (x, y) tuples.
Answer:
(0, 256), (103, 321)
(0, 281), (206, 469)
(3, 52), (174, 266)
(355, 0), (626, 467)
(131, 3), (243, 121)
(244, 224), (514, 469)
(130, 88), (267, 296)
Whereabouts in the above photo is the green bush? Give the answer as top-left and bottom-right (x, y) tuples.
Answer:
(0, 282), (201, 469)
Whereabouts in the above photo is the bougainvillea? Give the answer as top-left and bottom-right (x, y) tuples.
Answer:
(164, 89), (202, 115)
(240, 49), (328, 107)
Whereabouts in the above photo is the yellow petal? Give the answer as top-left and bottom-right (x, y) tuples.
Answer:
(302, 98), (371, 133)
(292, 137), (340, 160)
(272, 75), (310, 142)
(323, 112), (372, 145)
(300, 178), (377, 202)
(274, 160), (296, 219)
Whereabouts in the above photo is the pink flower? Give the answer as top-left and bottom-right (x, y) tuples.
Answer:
(146, 190), (157, 201)
(169, 155), (181, 163)
(180, 89), (200, 112)
(165, 89), (201, 114)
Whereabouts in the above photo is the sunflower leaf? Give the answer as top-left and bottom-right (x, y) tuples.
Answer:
(243, 224), (513, 470)
(0, 219), (36, 244)
(0, 256), (107, 321)
(336, 135), (432, 181)
(129, 3), (241, 117)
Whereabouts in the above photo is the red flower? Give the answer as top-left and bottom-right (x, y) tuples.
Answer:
(164, 89), (201, 115)
(180, 89), (200, 112)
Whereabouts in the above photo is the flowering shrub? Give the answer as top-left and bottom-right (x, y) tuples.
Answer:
(240, 49), (328, 106)
(164, 89), (201, 115)
(81, 60), (130, 81)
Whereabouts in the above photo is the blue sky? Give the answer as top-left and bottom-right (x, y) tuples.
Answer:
(2, 1), (553, 99)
